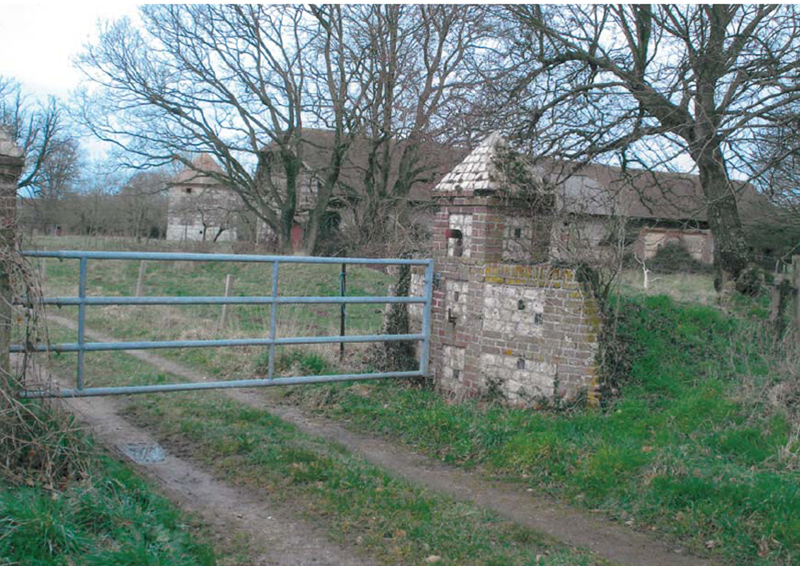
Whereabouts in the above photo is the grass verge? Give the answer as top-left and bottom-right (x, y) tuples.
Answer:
(1, 447), (216, 566)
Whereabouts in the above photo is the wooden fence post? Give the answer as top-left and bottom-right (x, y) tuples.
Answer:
(135, 260), (147, 297)
(793, 256), (800, 340)
(219, 274), (234, 329)
(0, 128), (23, 389)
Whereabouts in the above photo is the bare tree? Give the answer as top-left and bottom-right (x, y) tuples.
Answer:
(118, 171), (168, 240)
(0, 77), (69, 192)
(752, 106), (800, 215)
(23, 138), (83, 234)
(76, 5), (368, 254)
(493, 5), (800, 287)
(745, 107), (800, 267)
(345, 5), (490, 250)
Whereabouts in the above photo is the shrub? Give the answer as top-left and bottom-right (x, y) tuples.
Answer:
(255, 349), (333, 377)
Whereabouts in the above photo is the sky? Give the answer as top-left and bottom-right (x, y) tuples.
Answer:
(0, 3), (139, 99)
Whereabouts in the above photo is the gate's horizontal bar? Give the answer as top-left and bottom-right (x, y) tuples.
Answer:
(23, 295), (425, 306)
(22, 250), (431, 266)
(11, 333), (424, 353)
(20, 370), (425, 398)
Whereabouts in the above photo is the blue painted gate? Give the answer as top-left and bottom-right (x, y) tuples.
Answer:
(15, 251), (433, 398)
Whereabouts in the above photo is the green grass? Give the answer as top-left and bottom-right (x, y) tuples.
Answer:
(279, 296), (800, 566)
(617, 269), (717, 304)
(1, 449), (216, 566)
(28, 236), (800, 564)
(39, 325), (610, 566)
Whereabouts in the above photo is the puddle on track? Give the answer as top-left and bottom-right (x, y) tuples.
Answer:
(120, 442), (167, 464)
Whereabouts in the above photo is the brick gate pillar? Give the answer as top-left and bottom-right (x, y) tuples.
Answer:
(426, 132), (601, 406)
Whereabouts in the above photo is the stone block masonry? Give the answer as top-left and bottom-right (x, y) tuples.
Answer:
(425, 261), (600, 406)
(414, 131), (602, 407)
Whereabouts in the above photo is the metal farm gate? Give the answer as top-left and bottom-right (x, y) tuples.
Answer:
(15, 251), (433, 398)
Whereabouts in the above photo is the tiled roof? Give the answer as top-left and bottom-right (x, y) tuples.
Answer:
(171, 154), (225, 186)
(433, 131), (506, 193)
(261, 128), (468, 204)
(538, 159), (768, 223)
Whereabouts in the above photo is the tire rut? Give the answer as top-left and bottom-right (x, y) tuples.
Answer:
(51, 374), (375, 566)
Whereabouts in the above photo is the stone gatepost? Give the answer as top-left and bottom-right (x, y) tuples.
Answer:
(422, 133), (601, 406)
(0, 127), (23, 383)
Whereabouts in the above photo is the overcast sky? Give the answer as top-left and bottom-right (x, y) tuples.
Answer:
(0, 3), (138, 99)
(0, 3), (139, 157)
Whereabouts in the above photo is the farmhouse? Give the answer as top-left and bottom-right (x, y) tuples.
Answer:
(255, 129), (468, 250)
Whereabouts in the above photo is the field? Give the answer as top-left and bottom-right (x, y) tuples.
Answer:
(12, 234), (800, 565)
(30, 235), (395, 387)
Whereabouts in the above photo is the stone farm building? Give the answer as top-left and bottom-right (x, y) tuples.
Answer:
(254, 129), (468, 251)
(166, 131), (767, 263)
(166, 154), (241, 242)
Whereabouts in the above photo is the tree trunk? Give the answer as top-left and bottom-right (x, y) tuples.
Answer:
(279, 151), (301, 255)
(358, 197), (390, 250)
(304, 142), (346, 256)
(694, 145), (751, 286)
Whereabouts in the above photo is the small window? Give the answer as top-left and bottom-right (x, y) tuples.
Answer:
(534, 313), (543, 325)
(185, 188), (192, 194)
(514, 227), (522, 238)
(446, 228), (464, 257)
(516, 358), (525, 370)
(453, 369), (461, 381)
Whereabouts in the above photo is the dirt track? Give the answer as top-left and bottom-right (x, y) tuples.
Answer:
(49, 313), (718, 566)
(60, 381), (374, 566)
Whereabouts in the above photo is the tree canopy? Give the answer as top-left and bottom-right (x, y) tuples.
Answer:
(494, 5), (800, 282)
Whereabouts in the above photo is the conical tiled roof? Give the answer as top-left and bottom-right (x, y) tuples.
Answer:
(171, 154), (224, 186)
(0, 126), (22, 159)
(433, 131), (506, 193)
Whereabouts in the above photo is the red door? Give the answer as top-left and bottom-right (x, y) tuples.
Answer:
(290, 223), (304, 253)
